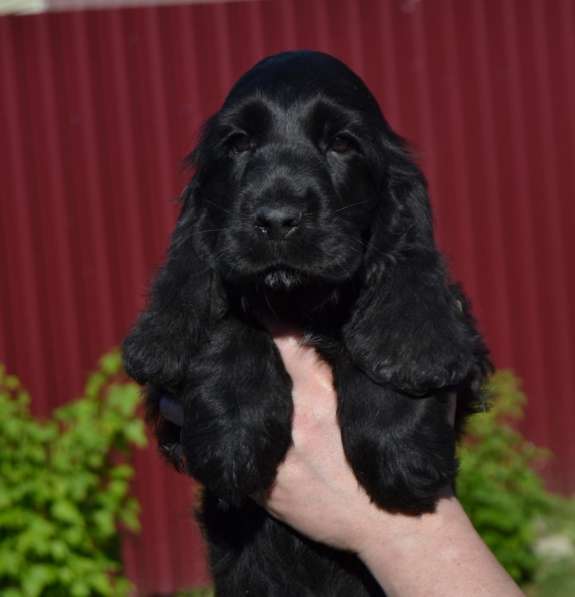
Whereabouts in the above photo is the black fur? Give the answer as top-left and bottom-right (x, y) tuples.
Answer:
(123, 51), (492, 595)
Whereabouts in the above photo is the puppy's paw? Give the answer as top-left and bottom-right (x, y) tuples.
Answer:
(343, 417), (457, 512)
(336, 364), (456, 513)
(181, 372), (293, 503)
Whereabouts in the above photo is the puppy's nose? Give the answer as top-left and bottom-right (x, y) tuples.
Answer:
(254, 206), (302, 240)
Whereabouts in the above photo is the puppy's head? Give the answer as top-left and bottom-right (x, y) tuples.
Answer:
(181, 51), (423, 295)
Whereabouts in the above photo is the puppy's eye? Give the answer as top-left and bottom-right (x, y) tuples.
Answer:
(328, 134), (355, 155)
(228, 133), (254, 155)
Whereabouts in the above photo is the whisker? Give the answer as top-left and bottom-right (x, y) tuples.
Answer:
(346, 235), (391, 262)
(200, 198), (235, 217)
(196, 222), (254, 234)
(333, 200), (370, 213)
(196, 228), (231, 234)
(263, 289), (280, 320)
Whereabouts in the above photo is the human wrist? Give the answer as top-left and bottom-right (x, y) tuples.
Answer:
(353, 490), (456, 558)
(357, 506), (428, 565)
(353, 494), (468, 597)
(354, 496), (523, 597)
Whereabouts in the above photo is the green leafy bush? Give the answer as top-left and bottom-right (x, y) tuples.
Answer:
(458, 370), (553, 584)
(0, 352), (146, 597)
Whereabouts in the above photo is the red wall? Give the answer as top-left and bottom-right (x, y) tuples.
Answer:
(1, 0), (574, 593)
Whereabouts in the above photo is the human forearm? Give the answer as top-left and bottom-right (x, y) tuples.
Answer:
(355, 495), (523, 597)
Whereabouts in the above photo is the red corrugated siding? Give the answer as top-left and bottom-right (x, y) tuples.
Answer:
(1, 0), (574, 593)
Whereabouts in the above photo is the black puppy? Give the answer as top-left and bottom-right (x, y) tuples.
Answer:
(123, 51), (491, 596)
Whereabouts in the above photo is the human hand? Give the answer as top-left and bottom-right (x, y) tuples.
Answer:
(261, 332), (384, 552)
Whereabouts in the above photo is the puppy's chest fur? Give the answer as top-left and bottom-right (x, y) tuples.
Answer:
(227, 279), (360, 346)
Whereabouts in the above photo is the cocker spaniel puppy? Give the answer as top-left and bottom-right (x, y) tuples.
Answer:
(123, 51), (491, 596)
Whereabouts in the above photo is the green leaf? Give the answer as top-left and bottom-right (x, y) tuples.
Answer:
(22, 564), (56, 596)
(100, 351), (121, 375)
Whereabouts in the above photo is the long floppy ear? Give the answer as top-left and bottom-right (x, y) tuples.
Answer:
(122, 176), (226, 390)
(343, 134), (483, 396)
